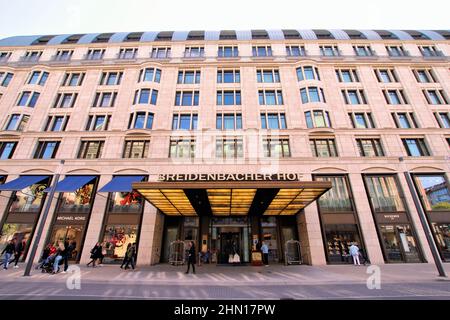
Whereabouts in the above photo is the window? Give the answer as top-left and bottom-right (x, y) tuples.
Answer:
(219, 30), (237, 40)
(261, 113), (287, 129)
(305, 110), (331, 128)
(374, 69), (398, 83)
(85, 114), (111, 131)
(383, 89), (408, 104)
(128, 112), (154, 129)
(342, 89), (367, 104)
(392, 112), (418, 129)
(335, 69), (359, 82)
(77, 141), (104, 159)
(353, 45), (375, 56)
(27, 71), (49, 85)
(138, 68), (161, 83)
(133, 89), (158, 105)
(99, 72), (123, 86)
(53, 92), (78, 108)
(310, 138), (338, 157)
(364, 175), (405, 212)
(217, 90), (241, 105)
(5, 114), (29, 131)
(300, 87), (326, 103)
(0, 142), (17, 159)
(218, 46), (238, 58)
(44, 115), (70, 132)
(0, 72), (13, 87)
(216, 113), (242, 130)
(53, 50), (73, 61)
(118, 48), (137, 59)
(85, 49), (105, 60)
(33, 141), (60, 159)
(257, 69), (280, 83)
(434, 112), (450, 128)
(169, 138), (195, 158)
(0, 52), (11, 62)
(177, 70), (201, 84)
(356, 138), (384, 157)
(184, 47), (204, 58)
(286, 45), (306, 57)
(58, 177), (96, 213)
(386, 45), (408, 57)
(320, 45), (340, 56)
(151, 47), (171, 59)
(17, 91), (40, 107)
(61, 72), (85, 86)
(22, 51), (42, 62)
(423, 90), (448, 105)
(419, 46), (443, 57)
(402, 138), (430, 156)
(258, 90), (283, 105)
(123, 140), (150, 158)
(296, 66), (320, 81)
(217, 69), (240, 83)
(412, 69), (437, 83)
(347, 112), (374, 128)
(172, 113), (198, 130)
(174, 91), (199, 106)
(262, 138), (290, 157)
(315, 176), (353, 212)
(216, 137), (243, 158)
(252, 46), (272, 57)
(412, 174), (450, 212)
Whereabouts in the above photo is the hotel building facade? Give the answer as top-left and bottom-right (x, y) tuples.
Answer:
(0, 29), (449, 267)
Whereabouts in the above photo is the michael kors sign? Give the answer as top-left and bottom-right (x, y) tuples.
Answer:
(158, 173), (304, 182)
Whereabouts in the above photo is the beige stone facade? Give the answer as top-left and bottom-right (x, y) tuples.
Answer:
(0, 30), (449, 266)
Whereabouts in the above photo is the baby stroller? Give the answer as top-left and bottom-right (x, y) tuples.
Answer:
(40, 254), (63, 273)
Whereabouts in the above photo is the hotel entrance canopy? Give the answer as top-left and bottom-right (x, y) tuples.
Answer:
(133, 181), (331, 216)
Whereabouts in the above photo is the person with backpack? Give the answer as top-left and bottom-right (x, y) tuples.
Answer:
(1, 239), (16, 270)
(124, 243), (137, 270)
(86, 242), (102, 268)
(12, 239), (26, 268)
(349, 242), (361, 266)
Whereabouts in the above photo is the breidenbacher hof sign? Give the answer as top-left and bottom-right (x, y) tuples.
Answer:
(158, 173), (304, 182)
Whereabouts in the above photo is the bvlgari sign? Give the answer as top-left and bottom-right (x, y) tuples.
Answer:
(158, 173), (304, 182)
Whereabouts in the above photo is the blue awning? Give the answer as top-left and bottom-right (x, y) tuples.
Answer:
(45, 175), (96, 192)
(98, 176), (145, 193)
(0, 175), (49, 191)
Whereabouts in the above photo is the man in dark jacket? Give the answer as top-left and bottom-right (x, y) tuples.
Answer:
(185, 241), (196, 274)
(13, 239), (26, 268)
(2, 239), (16, 270)
(124, 243), (136, 270)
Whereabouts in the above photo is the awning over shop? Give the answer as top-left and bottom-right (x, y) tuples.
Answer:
(45, 175), (96, 193)
(0, 175), (49, 191)
(98, 175), (145, 193)
(133, 181), (331, 217)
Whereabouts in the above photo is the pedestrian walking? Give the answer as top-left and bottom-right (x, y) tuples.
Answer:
(185, 241), (196, 274)
(120, 243), (131, 269)
(12, 239), (26, 268)
(1, 239), (16, 270)
(36, 244), (52, 269)
(86, 242), (102, 267)
(261, 241), (269, 266)
(52, 241), (66, 274)
(349, 242), (361, 266)
(124, 243), (137, 270)
(98, 242), (106, 266)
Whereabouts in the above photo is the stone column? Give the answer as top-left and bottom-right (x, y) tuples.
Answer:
(136, 204), (165, 266)
(297, 204), (327, 266)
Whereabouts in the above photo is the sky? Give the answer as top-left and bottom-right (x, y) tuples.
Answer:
(0, 0), (448, 39)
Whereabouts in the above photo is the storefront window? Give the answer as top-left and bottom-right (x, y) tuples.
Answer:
(324, 224), (362, 264)
(432, 223), (450, 261)
(102, 225), (138, 263)
(48, 225), (83, 260)
(365, 175), (405, 212)
(413, 174), (450, 211)
(108, 191), (143, 213)
(59, 182), (95, 213)
(261, 217), (278, 262)
(9, 180), (48, 213)
(0, 223), (32, 257)
(379, 224), (421, 263)
(315, 176), (353, 212)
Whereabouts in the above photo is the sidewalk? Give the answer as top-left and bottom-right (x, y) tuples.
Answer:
(1, 262), (449, 286)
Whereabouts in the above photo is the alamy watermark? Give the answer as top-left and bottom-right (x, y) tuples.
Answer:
(366, 265), (381, 290)
(66, 265), (81, 290)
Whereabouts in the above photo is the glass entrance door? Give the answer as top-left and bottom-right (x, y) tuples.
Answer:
(380, 224), (421, 263)
(219, 230), (241, 264)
